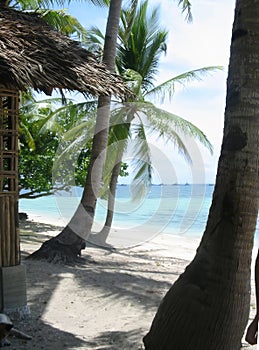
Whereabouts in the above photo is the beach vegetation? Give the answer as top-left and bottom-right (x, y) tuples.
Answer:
(12, 0), (258, 348)
(14, 0), (128, 199)
(28, 0), (124, 262)
(19, 93), (129, 198)
(26, 0), (218, 260)
(19, 94), (93, 198)
(8, 0), (89, 42)
(85, 0), (219, 244)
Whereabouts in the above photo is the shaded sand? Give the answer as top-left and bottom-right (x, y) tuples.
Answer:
(6, 215), (257, 349)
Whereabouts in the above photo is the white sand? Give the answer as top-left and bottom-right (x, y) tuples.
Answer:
(11, 212), (257, 349)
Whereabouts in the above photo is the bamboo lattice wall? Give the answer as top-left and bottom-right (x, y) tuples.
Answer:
(0, 87), (19, 267)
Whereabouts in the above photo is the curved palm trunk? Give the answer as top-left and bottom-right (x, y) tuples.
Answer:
(143, 1), (259, 349)
(103, 159), (121, 234)
(90, 154), (123, 245)
(89, 113), (134, 245)
(28, 0), (123, 263)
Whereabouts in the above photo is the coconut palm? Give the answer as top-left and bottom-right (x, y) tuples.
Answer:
(15, 0), (106, 200)
(27, 0), (195, 261)
(28, 0), (124, 263)
(143, 0), (259, 348)
(85, 0), (220, 244)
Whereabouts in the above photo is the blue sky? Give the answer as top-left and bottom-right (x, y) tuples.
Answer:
(57, 0), (236, 184)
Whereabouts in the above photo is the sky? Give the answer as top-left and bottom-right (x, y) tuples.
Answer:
(53, 0), (236, 184)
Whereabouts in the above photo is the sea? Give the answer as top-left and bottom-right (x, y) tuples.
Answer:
(19, 184), (259, 245)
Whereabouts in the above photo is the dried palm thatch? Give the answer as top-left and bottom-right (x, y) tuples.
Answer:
(0, 3), (128, 98)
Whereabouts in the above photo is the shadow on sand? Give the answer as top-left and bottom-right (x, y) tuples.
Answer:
(14, 219), (188, 349)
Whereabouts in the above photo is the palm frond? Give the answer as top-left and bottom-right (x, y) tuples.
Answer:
(77, 0), (109, 6)
(177, 0), (193, 22)
(34, 105), (71, 134)
(129, 122), (153, 199)
(117, 0), (168, 93)
(37, 116), (64, 135)
(120, 0), (138, 42)
(55, 100), (96, 142)
(146, 66), (224, 103)
(12, 0), (67, 10)
(34, 9), (88, 42)
(63, 121), (95, 142)
(84, 26), (105, 55)
(14, 0), (109, 9)
(18, 120), (36, 150)
(52, 133), (89, 185)
(143, 104), (213, 158)
(99, 104), (136, 197)
(122, 69), (144, 98)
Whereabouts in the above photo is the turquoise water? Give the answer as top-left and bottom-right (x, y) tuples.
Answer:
(19, 184), (259, 240)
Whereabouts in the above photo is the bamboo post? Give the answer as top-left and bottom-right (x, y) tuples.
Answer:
(0, 87), (28, 319)
(0, 87), (19, 268)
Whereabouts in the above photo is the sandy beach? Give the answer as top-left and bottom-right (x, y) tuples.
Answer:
(6, 213), (257, 349)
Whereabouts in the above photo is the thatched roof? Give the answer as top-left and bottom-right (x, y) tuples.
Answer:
(0, 3), (128, 97)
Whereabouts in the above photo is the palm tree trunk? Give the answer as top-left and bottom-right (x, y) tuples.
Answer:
(28, 0), (123, 263)
(103, 159), (121, 233)
(89, 112), (133, 245)
(90, 155), (123, 245)
(143, 1), (259, 349)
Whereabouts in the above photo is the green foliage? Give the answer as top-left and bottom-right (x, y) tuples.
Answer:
(19, 96), (129, 198)
(85, 0), (217, 199)
(9, 0), (110, 10)
(19, 98), (94, 198)
(146, 66), (224, 104)
(177, 0), (192, 22)
(19, 132), (59, 198)
(38, 9), (88, 42)
(117, 0), (168, 94)
(17, 0), (212, 203)
(9, 0), (88, 42)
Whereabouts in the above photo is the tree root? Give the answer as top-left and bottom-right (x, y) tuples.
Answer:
(26, 236), (86, 265)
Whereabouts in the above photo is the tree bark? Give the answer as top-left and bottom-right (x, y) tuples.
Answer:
(89, 156), (122, 246)
(89, 111), (133, 246)
(143, 1), (259, 349)
(28, 0), (123, 263)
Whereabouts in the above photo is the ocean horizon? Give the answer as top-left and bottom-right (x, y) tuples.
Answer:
(19, 184), (259, 243)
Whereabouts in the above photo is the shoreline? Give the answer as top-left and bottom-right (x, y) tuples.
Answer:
(21, 211), (258, 262)
(21, 211), (201, 261)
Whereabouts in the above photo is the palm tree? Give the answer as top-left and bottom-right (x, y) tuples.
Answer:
(143, 0), (259, 348)
(15, 0), (105, 201)
(86, 0), (219, 244)
(25, 0), (197, 262)
(28, 0), (124, 262)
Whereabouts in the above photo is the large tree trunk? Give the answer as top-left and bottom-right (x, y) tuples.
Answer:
(28, 0), (123, 263)
(143, 1), (259, 349)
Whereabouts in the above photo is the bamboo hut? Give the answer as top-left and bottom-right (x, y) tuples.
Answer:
(0, 2), (128, 318)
